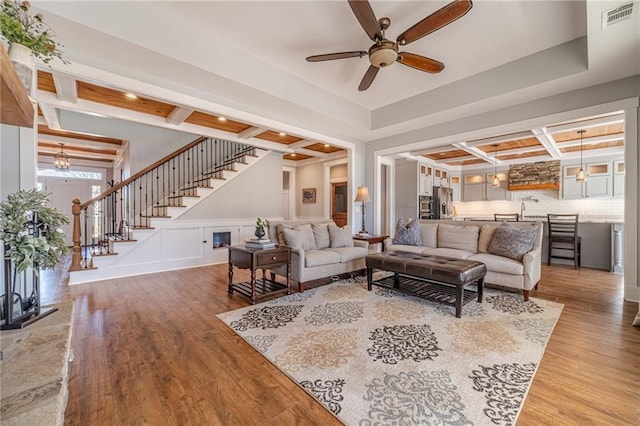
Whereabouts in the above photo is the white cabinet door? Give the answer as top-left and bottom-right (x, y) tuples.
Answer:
(563, 177), (584, 199)
(464, 184), (484, 201)
(614, 174), (624, 197)
(586, 175), (610, 198)
(419, 175), (433, 195)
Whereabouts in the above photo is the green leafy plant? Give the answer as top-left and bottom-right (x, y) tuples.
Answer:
(0, 189), (69, 272)
(256, 217), (269, 231)
(0, 0), (67, 64)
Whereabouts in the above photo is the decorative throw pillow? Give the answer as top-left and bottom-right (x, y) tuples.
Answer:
(488, 222), (540, 261)
(392, 218), (422, 246)
(478, 223), (499, 253)
(437, 224), (479, 253)
(276, 223), (296, 245)
(282, 228), (305, 250)
(295, 224), (317, 250)
(311, 223), (331, 249)
(328, 223), (354, 248)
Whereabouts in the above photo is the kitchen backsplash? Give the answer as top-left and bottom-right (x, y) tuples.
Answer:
(452, 190), (624, 218)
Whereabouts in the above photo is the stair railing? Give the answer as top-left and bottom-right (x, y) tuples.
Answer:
(69, 136), (257, 271)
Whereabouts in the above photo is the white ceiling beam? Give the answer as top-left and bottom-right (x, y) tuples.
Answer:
(410, 146), (459, 156)
(464, 131), (533, 147)
(38, 103), (61, 130)
(51, 71), (78, 103)
(38, 146), (118, 161)
(166, 106), (194, 125)
(453, 142), (500, 165)
(237, 126), (265, 139)
(37, 134), (123, 150)
(531, 128), (562, 159)
(38, 154), (113, 168)
(434, 155), (477, 163)
(294, 148), (329, 158)
(545, 113), (625, 134)
(288, 139), (315, 149)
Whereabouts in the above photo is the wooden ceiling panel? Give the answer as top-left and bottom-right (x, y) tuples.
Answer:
(446, 158), (488, 166)
(256, 130), (303, 145)
(552, 123), (624, 142)
(38, 125), (124, 145)
(38, 142), (118, 156)
(304, 143), (343, 154)
(283, 153), (312, 161)
(76, 81), (175, 117)
(559, 140), (624, 153)
(476, 137), (541, 152)
(498, 150), (551, 161)
(424, 149), (468, 160)
(184, 111), (252, 133)
(37, 70), (57, 93)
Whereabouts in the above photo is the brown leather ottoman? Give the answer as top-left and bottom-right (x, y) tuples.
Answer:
(365, 251), (487, 318)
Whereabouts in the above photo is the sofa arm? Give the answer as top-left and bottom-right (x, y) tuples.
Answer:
(383, 237), (392, 251)
(354, 240), (369, 249)
(522, 247), (542, 291)
(289, 248), (305, 281)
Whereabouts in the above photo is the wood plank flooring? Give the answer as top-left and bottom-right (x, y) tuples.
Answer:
(40, 262), (640, 425)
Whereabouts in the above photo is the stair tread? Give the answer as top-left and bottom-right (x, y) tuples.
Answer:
(141, 215), (172, 218)
(153, 205), (186, 208)
(132, 226), (155, 230)
(167, 195), (200, 199)
(180, 186), (212, 191)
(91, 252), (119, 257)
(112, 239), (138, 243)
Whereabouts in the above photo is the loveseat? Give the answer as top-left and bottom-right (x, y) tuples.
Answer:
(267, 219), (369, 291)
(384, 219), (543, 300)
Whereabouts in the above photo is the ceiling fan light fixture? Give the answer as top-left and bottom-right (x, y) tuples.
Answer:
(369, 42), (398, 67)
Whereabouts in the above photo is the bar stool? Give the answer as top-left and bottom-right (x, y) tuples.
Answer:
(547, 214), (581, 268)
(494, 213), (519, 222)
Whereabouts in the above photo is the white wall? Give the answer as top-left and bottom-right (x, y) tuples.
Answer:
(177, 151), (283, 221)
(296, 162), (325, 218)
(330, 164), (347, 180)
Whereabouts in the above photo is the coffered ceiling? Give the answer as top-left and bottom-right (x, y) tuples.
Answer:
(30, 1), (639, 168)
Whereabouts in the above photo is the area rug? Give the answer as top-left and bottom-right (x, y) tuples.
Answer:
(0, 302), (74, 426)
(218, 277), (563, 426)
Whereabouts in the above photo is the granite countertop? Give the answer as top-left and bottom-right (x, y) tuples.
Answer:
(455, 215), (624, 224)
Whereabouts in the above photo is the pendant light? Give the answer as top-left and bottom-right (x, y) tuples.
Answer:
(576, 130), (586, 182)
(54, 143), (70, 170)
(491, 144), (500, 187)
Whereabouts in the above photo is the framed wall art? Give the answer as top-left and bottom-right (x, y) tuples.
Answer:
(302, 188), (316, 203)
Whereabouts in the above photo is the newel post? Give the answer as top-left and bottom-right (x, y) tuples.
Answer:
(69, 198), (83, 271)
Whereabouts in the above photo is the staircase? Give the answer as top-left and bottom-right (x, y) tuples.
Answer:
(68, 136), (269, 284)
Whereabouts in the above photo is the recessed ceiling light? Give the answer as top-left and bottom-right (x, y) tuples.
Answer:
(279, 132), (286, 137)
(125, 93), (138, 100)
(218, 116), (227, 122)
(324, 144), (330, 148)
(290, 153), (296, 157)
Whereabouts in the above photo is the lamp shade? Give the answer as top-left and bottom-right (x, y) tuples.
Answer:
(355, 186), (371, 203)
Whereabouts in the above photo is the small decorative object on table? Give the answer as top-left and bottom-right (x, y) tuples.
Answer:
(254, 217), (269, 240)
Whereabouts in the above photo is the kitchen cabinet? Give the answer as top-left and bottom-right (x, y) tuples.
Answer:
(450, 175), (461, 202)
(486, 172), (511, 201)
(418, 164), (433, 196)
(434, 168), (448, 187)
(563, 162), (612, 199)
(614, 160), (624, 197)
(462, 174), (485, 201)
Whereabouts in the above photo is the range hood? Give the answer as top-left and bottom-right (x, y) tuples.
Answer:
(508, 160), (560, 191)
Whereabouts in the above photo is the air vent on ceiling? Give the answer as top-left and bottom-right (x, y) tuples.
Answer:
(602, 2), (635, 29)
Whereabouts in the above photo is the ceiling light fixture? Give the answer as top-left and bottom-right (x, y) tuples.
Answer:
(54, 143), (70, 170)
(218, 116), (227, 122)
(125, 93), (138, 99)
(279, 132), (286, 137)
(492, 144), (500, 187)
(576, 130), (587, 182)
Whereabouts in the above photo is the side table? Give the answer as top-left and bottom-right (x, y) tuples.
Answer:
(353, 234), (389, 252)
(228, 245), (291, 304)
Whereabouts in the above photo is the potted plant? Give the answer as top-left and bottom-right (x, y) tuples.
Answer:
(255, 217), (269, 240)
(0, 189), (68, 273)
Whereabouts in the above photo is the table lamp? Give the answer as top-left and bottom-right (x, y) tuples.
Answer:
(355, 185), (371, 234)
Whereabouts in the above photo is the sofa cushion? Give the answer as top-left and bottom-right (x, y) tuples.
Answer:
(478, 223), (499, 253)
(312, 223), (331, 249)
(419, 223), (438, 248)
(305, 250), (341, 267)
(328, 224), (354, 248)
(437, 224), (479, 253)
(469, 253), (524, 275)
(329, 247), (369, 263)
(421, 247), (474, 259)
(282, 228), (306, 250)
(296, 224), (317, 250)
(276, 223), (296, 245)
(392, 218), (422, 246)
(386, 244), (426, 254)
(488, 222), (540, 261)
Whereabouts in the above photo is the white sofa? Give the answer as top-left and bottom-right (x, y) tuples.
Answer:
(384, 219), (543, 300)
(268, 219), (369, 291)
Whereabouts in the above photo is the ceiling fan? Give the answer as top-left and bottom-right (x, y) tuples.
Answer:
(306, 0), (473, 91)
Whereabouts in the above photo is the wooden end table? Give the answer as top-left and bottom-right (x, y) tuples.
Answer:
(228, 245), (291, 304)
(353, 234), (389, 252)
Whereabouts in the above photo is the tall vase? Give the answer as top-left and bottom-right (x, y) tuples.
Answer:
(7, 43), (34, 93)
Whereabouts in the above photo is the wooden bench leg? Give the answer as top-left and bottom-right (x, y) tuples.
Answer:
(455, 285), (464, 318)
(367, 267), (373, 291)
(477, 278), (484, 303)
(299, 282), (306, 292)
(393, 272), (400, 289)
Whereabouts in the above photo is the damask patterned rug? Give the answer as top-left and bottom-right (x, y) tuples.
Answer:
(218, 278), (563, 425)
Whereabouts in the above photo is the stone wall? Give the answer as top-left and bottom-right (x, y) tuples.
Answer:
(508, 160), (561, 190)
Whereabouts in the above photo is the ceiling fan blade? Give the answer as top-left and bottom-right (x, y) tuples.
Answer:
(397, 52), (444, 73)
(396, 0), (473, 46)
(306, 51), (368, 62)
(358, 65), (379, 91)
(348, 0), (382, 41)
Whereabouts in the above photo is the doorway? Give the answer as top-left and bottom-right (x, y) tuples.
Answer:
(45, 178), (92, 245)
(331, 182), (347, 227)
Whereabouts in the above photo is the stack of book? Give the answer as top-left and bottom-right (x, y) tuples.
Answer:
(245, 239), (276, 249)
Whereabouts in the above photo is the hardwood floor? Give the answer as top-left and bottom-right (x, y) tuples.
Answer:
(40, 262), (639, 425)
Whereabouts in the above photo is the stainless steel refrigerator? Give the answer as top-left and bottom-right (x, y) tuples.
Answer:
(433, 186), (453, 219)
